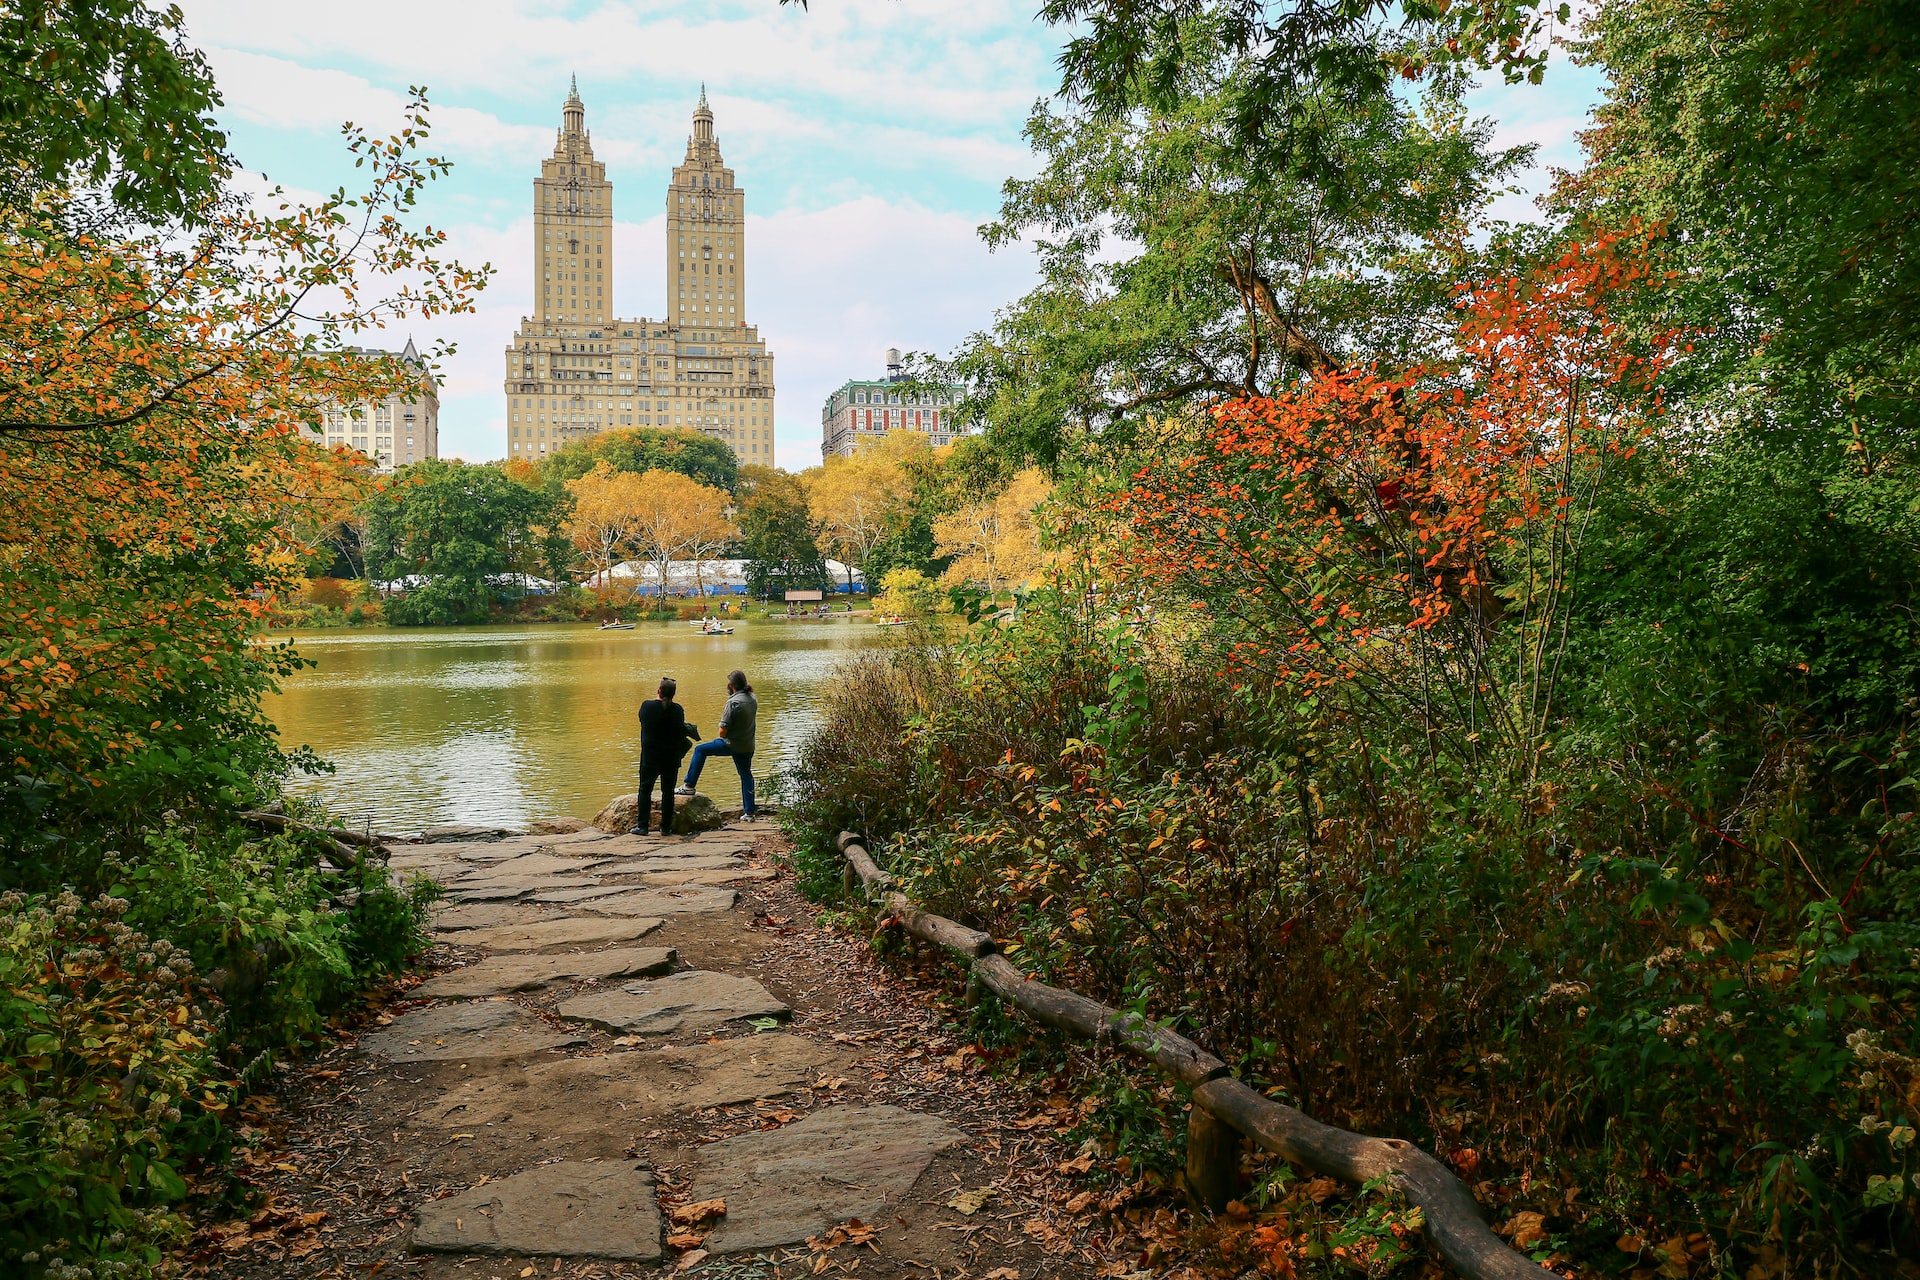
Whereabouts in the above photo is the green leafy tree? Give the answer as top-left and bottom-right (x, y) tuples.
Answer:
(950, 45), (1522, 466)
(738, 466), (826, 599)
(539, 426), (739, 492)
(0, 0), (231, 222)
(364, 460), (545, 623)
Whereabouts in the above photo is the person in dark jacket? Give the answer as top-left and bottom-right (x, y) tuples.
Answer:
(635, 677), (697, 835)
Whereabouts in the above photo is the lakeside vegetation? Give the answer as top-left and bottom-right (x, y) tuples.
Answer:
(782, 0), (1920, 1276)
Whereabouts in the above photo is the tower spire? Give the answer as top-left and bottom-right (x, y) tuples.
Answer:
(562, 76), (585, 136)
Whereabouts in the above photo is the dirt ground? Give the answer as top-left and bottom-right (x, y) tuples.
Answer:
(174, 828), (1166, 1280)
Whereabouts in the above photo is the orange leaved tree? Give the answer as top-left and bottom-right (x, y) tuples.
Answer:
(0, 90), (484, 849)
(1111, 233), (1672, 773)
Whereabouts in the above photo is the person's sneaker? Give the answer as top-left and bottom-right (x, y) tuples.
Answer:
(674, 784), (696, 796)
(628, 827), (649, 836)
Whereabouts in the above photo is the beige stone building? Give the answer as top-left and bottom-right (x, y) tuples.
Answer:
(503, 83), (777, 465)
(306, 338), (440, 473)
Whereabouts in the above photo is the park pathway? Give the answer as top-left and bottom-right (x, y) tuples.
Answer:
(185, 816), (1124, 1280)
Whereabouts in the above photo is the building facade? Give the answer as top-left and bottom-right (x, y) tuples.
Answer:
(503, 83), (777, 465)
(820, 348), (965, 458)
(307, 338), (439, 473)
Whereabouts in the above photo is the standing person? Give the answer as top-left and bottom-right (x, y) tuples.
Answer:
(635, 677), (697, 835)
(677, 669), (757, 818)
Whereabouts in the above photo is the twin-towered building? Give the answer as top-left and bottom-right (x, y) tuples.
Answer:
(502, 82), (777, 465)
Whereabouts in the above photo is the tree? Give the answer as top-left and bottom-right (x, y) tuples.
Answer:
(626, 469), (734, 600)
(540, 426), (739, 492)
(363, 460), (545, 624)
(948, 46), (1521, 468)
(808, 434), (926, 591)
(739, 468), (827, 599)
(0, 0), (232, 223)
(933, 469), (1052, 599)
(562, 461), (647, 591)
(0, 94), (479, 837)
(874, 567), (940, 617)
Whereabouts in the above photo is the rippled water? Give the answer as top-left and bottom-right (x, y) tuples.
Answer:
(266, 620), (876, 833)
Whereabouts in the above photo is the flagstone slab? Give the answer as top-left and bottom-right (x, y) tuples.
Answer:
(361, 1001), (583, 1063)
(452, 852), (612, 880)
(415, 1034), (846, 1133)
(412, 1160), (661, 1261)
(529, 883), (655, 904)
(612, 854), (749, 874)
(412, 947), (677, 999)
(576, 887), (739, 917)
(431, 902), (566, 932)
(638, 867), (774, 887)
(557, 969), (787, 1037)
(437, 915), (664, 953)
(445, 876), (601, 903)
(691, 1106), (966, 1253)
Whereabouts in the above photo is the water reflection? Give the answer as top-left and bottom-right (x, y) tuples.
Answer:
(267, 621), (873, 833)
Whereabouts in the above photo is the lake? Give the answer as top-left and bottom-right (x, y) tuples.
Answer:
(266, 620), (876, 833)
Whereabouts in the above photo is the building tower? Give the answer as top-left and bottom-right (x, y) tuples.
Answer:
(502, 85), (777, 465)
(535, 76), (612, 326)
(668, 86), (747, 327)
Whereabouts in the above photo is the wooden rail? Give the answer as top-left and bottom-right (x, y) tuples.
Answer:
(835, 831), (1550, 1280)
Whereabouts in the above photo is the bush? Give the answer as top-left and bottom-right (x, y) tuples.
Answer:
(786, 593), (1920, 1273)
(0, 891), (230, 1277)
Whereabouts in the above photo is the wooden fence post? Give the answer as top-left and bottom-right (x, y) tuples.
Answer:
(1186, 1101), (1238, 1212)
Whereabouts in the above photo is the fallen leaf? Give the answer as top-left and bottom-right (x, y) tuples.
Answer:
(1302, 1177), (1338, 1204)
(815, 1076), (848, 1091)
(677, 1248), (710, 1271)
(1500, 1211), (1548, 1251)
(671, 1198), (728, 1224)
(983, 1269), (1020, 1280)
(811, 1253), (831, 1274)
(667, 1233), (708, 1250)
(520, 1268), (536, 1278)
(948, 1187), (995, 1215)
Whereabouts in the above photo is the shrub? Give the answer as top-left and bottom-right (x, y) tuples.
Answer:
(0, 891), (230, 1277)
(302, 577), (351, 609)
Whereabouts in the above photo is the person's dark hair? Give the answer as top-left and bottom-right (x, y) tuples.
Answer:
(658, 677), (678, 700)
(727, 669), (753, 694)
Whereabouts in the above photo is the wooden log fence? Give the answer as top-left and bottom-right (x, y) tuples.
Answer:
(835, 831), (1550, 1280)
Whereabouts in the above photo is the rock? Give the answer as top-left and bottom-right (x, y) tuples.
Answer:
(416, 824), (516, 843)
(640, 867), (775, 887)
(436, 915), (665, 953)
(591, 793), (724, 835)
(421, 836), (552, 863)
(412, 1161), (661, 1261)
(446, 875), (603, 903)
(430, 902), (565, 932)
(692, 1106), (966, 1253)
(591, 793), (641, 834)
(608, 854), (749, 873)
(672, 794), (724, 834)
(414, 1035), (848, 1132)
(528, 816), (588, 835)
(578, 887), (738, 917)
(360, 1001), (584, 1062)
(557, 969), (788, 1037)
(455, 852), (614, 879)
(412, 947), (677, 999)
(529, 883), (652, 904)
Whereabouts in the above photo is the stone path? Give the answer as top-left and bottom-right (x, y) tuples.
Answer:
(191, 817), (1116, 1280)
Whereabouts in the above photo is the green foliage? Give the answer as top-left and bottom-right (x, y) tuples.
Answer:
(0, 890), (228, 1277)
(738, 467), (826, 598)
(0, 0), (230, 223)
(538, 426), (739, 492)
(363, 459), (551, 624)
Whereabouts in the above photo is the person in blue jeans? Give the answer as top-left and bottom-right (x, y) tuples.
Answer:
(678, 668), (757, 816)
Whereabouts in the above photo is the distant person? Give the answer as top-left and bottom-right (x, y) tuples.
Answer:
(635, 677), (697, 835)
(677, 668), (758, 818)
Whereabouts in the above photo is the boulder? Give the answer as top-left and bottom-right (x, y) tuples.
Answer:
(528, 815), (588, 835)
(591, 793), (724, 835)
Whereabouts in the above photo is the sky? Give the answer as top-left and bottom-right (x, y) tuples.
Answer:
(177, 0), (1606, 471)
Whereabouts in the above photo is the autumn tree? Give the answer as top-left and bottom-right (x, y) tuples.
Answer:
(808, 433), (927, 591)
(0, 87), (482, 839)
(627, 469), (735, 601)
(933, 468), (1051, 599)
(562, 461), (648, 592)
